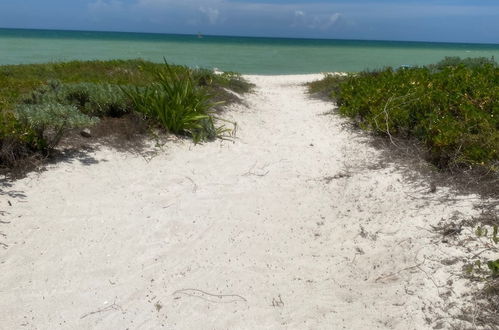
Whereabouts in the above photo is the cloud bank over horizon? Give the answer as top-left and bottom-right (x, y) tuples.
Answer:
(0, 0), (498, 43)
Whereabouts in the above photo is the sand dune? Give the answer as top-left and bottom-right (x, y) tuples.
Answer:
(0, 75), (486, 329)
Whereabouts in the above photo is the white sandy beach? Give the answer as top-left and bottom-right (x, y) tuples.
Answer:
(0, 74), (492, 329)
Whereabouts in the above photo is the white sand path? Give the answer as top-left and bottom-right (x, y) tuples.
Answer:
(0, 75), (485, 329)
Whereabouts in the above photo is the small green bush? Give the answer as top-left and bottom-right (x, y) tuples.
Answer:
(428, 56), (497, 72)
(23, 81), (129, 117)
(123, 63), (227, 142)
(14, 103), (98, 150)
(308, 74), (347, 99)
(310, 57), (499, 170)
(488, 259), (499, 277)
(192, 69), (253, 94)
(63, 83), (130, 117)
(22, 80), (62, 105)
(0, 113), (32, 167)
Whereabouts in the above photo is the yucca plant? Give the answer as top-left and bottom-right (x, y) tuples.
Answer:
(122, 62), (229, 142)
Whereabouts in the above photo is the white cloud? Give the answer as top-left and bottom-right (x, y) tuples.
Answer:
(324, 13), (341, 28)
(89, 0), (124, 12)
(199, 7), (220, 25)
(86, 0), (348, 35)
(294, 10), (305, 17)
(136, 0), (222, 9)
(291, 8), (343, 31)
(135, 0), (175, 7)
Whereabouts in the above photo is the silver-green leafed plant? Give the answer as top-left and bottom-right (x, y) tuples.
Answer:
(24, 81), (129, 117)
(14, 103), (98, 150)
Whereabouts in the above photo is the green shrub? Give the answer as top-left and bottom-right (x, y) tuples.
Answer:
(192, 69), (253, 94)
(0, 59), (252, 175)
(488, 259), (499, 277)
(0, 60), (251, 116)
(22, 80), (62, 105)
(0, 113), (32, 167)
(311, 58), (499, 170)
(23, 81), (129, 117)
(63, 83), (129, 117)
(308, 74), (348, 99)
(0, 59), (250, 172)
(14, 103), (98, 150)
(428, 56), (497, 72)
(122, 63), (228, 142)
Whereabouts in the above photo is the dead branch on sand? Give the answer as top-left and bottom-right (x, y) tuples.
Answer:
(173, 288), (247, 303)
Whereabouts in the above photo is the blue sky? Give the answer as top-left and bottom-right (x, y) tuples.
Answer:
(0, 0), (498, 43)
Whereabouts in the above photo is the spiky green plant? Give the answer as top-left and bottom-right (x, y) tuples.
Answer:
(122, 62), (229, 142)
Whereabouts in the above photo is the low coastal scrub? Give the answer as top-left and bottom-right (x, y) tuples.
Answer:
(22, 80), (129, 117)
(311, 58), (499, 327)
(14, 103), (97, 151)
(0, 59), (252, 174)
(0, 59), (251, 114)
(309, 57), (498, 172)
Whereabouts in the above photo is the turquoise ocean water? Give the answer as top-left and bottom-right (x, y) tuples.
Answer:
(1, 28), (499, 74)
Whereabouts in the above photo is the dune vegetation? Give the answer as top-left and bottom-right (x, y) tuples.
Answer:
(0, 59), (252, 173)
(309, 57), (498, 173)
(310, 57), (499, 323)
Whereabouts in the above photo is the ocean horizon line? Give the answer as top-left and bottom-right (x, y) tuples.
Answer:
(1, 26), (498, 47)
(2, 27), (499, 74)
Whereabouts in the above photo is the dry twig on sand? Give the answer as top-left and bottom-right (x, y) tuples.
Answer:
(243, 162), (270, 177)
(173, 288), (247, 303)
(80, 302), (125, 319)
(184, 176), (198, 193)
